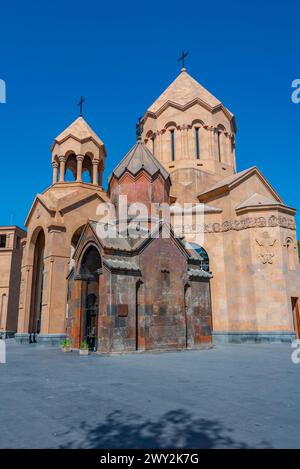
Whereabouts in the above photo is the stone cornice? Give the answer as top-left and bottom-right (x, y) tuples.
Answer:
(47, 223), (66, 233)
(144, 98), (236, 132)
(236, 204), (296, 216)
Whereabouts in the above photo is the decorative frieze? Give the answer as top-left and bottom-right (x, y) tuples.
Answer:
(180, 215), (296, 234)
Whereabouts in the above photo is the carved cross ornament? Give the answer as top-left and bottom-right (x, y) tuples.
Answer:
(256, 232), (277, 264)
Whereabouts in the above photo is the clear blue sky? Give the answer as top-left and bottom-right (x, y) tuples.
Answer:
(1, 0), (299, 229)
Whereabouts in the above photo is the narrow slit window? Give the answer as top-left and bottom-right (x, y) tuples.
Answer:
(171, 129), (175, 161)
(217, 131), (221, 162)
(0, 235), (6, 248)
(195, 127), (200, 159)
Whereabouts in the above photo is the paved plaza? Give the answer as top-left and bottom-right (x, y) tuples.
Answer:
(0, 341), (299, 449)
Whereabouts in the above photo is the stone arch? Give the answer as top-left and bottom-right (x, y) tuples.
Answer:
(69, 225), (85, 272)
(0, 293), (7, 330)
(77, 244), (102, 351)
(190, 243), (210, 272)
(29, 228), (45, 336)
(78, 243), (101, 276)
(64, 151), (77, 181)
(164, 121), (177, 130)
(27, 226), (45, 265)
(82, 153), (93, 183)
(191, 119), (205, 128)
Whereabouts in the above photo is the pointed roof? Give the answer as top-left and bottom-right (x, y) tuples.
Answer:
(235, 192), (279, 210)
(51, 116), (104, 150)
(235, 192), (295, 215)
(146, 69), (233, 120)
(109, 141), (170, 181)
(198, 167), (283, 204)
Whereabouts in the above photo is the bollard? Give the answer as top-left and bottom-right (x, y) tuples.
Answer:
(0, 339), (6, 364)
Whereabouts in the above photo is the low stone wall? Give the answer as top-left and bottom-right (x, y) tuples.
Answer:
(15, 333), (66, 347)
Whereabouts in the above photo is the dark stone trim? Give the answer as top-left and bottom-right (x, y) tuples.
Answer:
(213, 331), (296, 344)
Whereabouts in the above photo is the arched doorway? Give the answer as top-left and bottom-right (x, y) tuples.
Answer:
(184, 284), (191, 349)
(135, 281), (143, 351)
(29, 229), (45, 340)
(79, 245), (101, 351)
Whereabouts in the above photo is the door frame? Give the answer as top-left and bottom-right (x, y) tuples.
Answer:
(292, 297), (300, 338)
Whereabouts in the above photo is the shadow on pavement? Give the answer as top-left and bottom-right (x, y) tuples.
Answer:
(61, 409), (272, 449)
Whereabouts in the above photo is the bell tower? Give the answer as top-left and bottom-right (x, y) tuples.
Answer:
(142, 68), (237, 203)
(51, 116), (106, 187)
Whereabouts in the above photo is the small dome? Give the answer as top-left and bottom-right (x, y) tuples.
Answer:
(51, 116), (104, 150)
(110, 141), (170, 182)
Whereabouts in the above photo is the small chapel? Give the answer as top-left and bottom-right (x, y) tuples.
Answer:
(1, 63), (300, 351)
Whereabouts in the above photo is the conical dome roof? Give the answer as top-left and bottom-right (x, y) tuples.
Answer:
(51, 116), (104, 149)
(110, 141), (170, 181)
(147, 69), (233, 118)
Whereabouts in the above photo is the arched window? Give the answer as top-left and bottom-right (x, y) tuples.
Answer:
(195, 127), (200, 159)
(217, 130), (222, 162)
(287, 238), (296, 271)
(190, 243), (210, 272)
(171, 129), (175, 161)
(152, 136), (155, 156)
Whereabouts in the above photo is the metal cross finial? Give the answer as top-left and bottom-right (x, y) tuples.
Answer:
(136, 116), (144, 141)
(78, 96), (85, 116)
(178, 50), (188, 69)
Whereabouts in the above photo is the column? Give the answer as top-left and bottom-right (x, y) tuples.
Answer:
(59, 156), (66, 182)
(99, 164), (103, 187)
(156, 131), (162, 162)
(180, 125), (185, 159)
(214, 128), (220, 161)
(76, 155), (84, 182)
(52, 162), (58, 185)
(92, 160), (99, 185)
(208, 126), (215, 159)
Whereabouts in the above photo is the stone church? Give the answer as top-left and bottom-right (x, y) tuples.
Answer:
(1, 66), (300, 350)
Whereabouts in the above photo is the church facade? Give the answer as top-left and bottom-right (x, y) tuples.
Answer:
(3, 66), (299, 349)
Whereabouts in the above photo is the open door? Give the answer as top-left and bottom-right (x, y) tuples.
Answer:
(292, 298), (300, 339)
